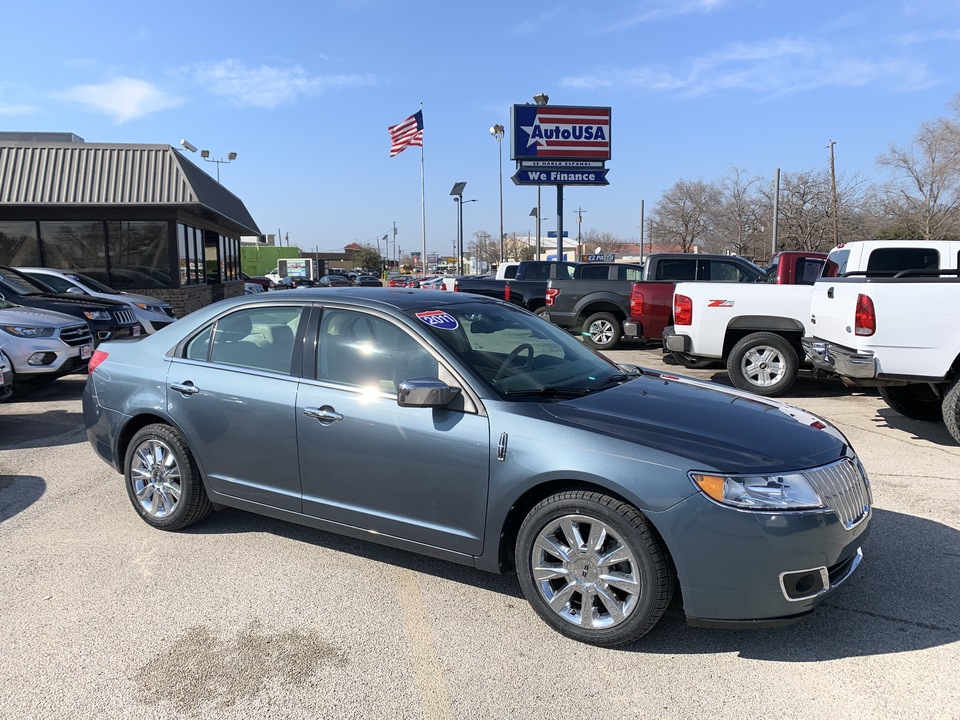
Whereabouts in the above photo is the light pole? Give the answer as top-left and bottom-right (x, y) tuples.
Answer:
(490, 123), (505, 265)
(199, 149), (237, 183)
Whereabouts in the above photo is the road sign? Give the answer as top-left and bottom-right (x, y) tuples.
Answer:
(512, 167), (609, 186)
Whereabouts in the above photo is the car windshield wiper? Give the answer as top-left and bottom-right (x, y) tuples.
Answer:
(503, 386), (592, 398)
(590, 374), (636, 391)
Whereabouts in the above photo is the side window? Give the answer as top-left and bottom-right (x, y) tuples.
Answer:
(866, 248), (940, 276)
(654, 259), (695, 281)
(192, 306), (302, 373)
(703, 261), (744, 282)
(622, 267), (643, 281)
(318, 310), (438, 392)
(579, 265), (608, 280)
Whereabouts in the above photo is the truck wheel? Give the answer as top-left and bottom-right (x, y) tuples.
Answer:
(726, 332), (798, 396)
(582, 312), (622, 351)
(879, 385), (943, 421)
(943, 381), (960, 444)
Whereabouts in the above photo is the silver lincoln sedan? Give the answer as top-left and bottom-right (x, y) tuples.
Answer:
(83, 288), (871, 646)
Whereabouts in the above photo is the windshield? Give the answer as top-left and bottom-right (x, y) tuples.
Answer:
(68, 272), (118, 294)
(406, 301), (629, 398)
(0, 267), (49, 296)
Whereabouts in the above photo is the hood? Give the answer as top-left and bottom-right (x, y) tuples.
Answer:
(36, 292), (128, 310)
(0, 304), (88, 327)
(542, 370), (849, 474)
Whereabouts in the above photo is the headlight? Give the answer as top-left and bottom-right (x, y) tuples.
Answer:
(132, 302), (164, 313)
(1, 325), (56, 338)
(690, 471), (824, 510)
(83, 310), (111, 320)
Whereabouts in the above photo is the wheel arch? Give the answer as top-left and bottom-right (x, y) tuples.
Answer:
(494, 479), (675, 577)
(116, 412), (210, 489)
(722, 319), (805, 359)
(574, 300), (626, 327)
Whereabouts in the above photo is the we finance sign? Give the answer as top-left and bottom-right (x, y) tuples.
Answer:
(511, 105), (611, 161)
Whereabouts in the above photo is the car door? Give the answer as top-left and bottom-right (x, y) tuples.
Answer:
(296, 307), (491, 556)
(166, 305), (306, 512)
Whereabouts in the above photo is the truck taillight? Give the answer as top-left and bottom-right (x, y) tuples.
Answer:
(504, 284), (511, 302)
(545, 288), (559, 306)
(630, 285), (644, 318)
(453, 280), (459, 292)
(674, 294), (693, 326)
(855, 293), (876, 336)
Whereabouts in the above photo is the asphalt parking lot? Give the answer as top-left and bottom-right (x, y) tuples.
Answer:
(1, 345), (958, 719)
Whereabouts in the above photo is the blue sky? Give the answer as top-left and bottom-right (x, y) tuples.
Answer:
(3, 1), (960, 259)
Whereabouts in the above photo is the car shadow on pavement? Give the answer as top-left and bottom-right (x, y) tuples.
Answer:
(874, 408), (959, 446)
(190, 506), (958, 660)
(0, 475), (46, 523)
(0, 408), (86, 450)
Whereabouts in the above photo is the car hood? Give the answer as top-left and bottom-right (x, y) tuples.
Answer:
(38, 292), (128, 310)
(541, 370), (849, 474)
(0, 304), (88, 326)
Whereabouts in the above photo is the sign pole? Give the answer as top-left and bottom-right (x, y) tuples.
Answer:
(556, 186), (564, 261)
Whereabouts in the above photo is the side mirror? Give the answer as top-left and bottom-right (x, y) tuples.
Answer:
(397, 378), (460, 408)
(66, 287), (85, 294)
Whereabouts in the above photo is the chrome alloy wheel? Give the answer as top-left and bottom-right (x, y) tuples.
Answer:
(739, 344), (787, 388)
(130, 438), (182, 518)
(531, 514), (640, 629)
(587, 318), (616, 346)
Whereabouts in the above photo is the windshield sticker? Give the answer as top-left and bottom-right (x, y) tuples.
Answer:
(416, 311), (459, 330)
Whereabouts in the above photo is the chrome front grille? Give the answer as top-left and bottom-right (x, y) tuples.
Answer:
(113, 309), (138, 325)
(60, 324), (94, 346)
(804, 458), (870, 529)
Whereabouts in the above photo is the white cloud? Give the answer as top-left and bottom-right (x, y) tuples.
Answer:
(0, 102), (37, 116)
(194, 59), (375, 108)
(54, 77), (182, 124)
(560, 37), (934, 96)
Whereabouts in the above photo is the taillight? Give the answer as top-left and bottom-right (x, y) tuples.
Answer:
(504, 284), (511, 302)
(855, 294), (876, 336)
(453, 280), (459, 292)
(545, 288), (559, 306)
(674, 294), (693, 326)
(88, 349), (109, 372)
(630, 285), (644, 318)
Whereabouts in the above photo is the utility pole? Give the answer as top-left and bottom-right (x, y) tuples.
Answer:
(574, 206), (588, 259)
(828, 141), (840, 248)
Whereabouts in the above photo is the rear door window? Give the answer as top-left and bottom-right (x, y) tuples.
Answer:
(865, 248), (940, 276)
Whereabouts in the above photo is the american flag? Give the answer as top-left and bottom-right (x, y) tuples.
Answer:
(388, 110), (423, 157)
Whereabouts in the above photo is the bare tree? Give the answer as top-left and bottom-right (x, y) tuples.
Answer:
(649, 179), (721, 252)
(469, 230), (499, 266)
(503, 233), (535, 262)
(711, 167), (767, 258)
(580, 229), (633, 258)
(876, 99), (960, 240)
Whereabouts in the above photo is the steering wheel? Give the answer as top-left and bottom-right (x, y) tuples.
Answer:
(494, 343), (535, 382)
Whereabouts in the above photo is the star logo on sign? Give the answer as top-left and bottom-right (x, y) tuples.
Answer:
(521, 117), (547, 148)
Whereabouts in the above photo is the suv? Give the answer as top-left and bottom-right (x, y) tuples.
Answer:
(17, 267), (176, 334)
(0, 266), (142, 344)
(0, 299), (94, 386)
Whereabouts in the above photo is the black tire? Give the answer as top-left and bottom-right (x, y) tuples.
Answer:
(879, 384), (943, 421)
(533, 306), (549, 319)
(671, 353), (720, 370)
(726, 332), (799, 396)
(582, 312), (622, 351)
(515, 490), (674, 647)
(124, 423), (213, 531)
(943, 380), (960, 444)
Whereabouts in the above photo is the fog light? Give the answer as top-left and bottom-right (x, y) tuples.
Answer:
(779, 567), (829, 601)
(27, 352), (57, 366)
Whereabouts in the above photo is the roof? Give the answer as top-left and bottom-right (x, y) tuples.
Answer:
(0, 141), (260, 235)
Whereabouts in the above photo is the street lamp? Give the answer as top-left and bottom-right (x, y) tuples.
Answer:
(533, 93), (549, 106)
(200, 149), (237, 183)
(490, 123), (505, 264)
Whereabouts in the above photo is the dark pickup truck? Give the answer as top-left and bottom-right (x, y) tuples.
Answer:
(543, 253), (768, 350)
(0, 265), (142, 345)
(448, 260), (579, 315)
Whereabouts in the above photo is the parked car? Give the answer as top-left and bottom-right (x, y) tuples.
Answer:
(244, 282), (265, 295)
(17, 267), (177, 334)
(0, 349), (12, 401)
(83, 288), (871, 647)
(387, 274), (413, 287)
(0, 299), (94, 386)
(353, 274), (383, 287)
(0, 266), (141, 344)
(241, 272), (275, 291)
(317, 275), (351, 287)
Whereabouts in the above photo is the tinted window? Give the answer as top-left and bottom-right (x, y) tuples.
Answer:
(866, 248), (940, 276)
(796, 258), (825, 284)
(703, 260), (759, 282)
(318, 310), (438, 392)
(579, 265), (609, 280)
(653, 259), (696, 281)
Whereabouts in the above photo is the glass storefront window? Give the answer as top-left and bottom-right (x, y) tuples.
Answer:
(177, 223), (207, 287)
(106, 221), (170, 289)
(39, 221), (106, 272)
(0, 221), (40, 266)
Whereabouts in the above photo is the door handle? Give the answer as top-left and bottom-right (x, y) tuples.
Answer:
(303, 406), (343, 425)
(170, 382), (199, 395)
(827, 287), (834, 299)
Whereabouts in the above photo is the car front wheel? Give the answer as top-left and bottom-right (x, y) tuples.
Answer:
(516, 491), (674, 646)
(124, 424), (213, 531)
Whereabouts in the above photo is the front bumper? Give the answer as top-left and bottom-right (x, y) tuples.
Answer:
(649, 486), (871, 625)
(801, 336), (877, 378)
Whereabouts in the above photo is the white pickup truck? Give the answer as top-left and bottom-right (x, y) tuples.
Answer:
(802, 240), (960, 443)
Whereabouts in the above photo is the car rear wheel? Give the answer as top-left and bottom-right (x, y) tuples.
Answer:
(726, 332), (798, 396)
(516, 491), (674, 646)
(582, 312), (622, 351)
(878, 384), (943, 421)
(124, 424), (213, 531)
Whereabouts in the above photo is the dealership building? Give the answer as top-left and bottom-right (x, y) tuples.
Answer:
(0, 132), (261, 317)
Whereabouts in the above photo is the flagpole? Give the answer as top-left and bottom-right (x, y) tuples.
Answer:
(419, 101), (426, 275)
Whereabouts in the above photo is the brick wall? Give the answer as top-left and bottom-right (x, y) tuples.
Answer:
(131, 281), (244, 318)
